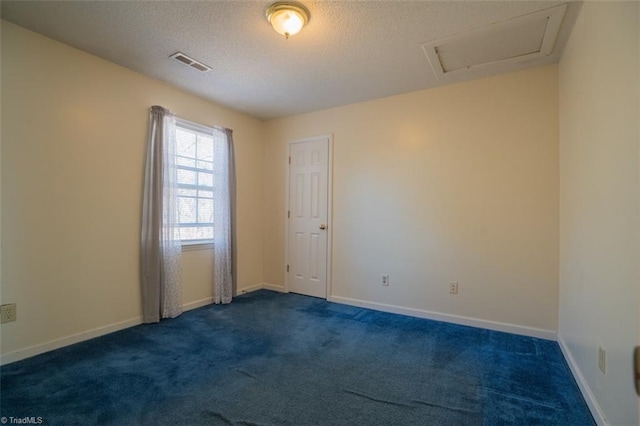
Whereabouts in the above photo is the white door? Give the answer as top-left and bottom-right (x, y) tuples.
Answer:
(287, 137), (330, 298)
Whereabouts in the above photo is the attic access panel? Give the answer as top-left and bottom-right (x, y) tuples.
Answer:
(422, 4), (567, 79)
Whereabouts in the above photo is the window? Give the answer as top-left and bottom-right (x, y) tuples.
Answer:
(175, 120), (214, 245)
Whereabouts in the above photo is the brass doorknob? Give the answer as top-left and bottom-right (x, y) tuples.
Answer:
(319, 224), (327, 230)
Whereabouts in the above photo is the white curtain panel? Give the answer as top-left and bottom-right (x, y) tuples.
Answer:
(141, 106), (183, 323)
(212, 128), (235, 304)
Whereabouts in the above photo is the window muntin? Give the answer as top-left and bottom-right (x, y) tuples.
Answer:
(175, 122), (214, 244)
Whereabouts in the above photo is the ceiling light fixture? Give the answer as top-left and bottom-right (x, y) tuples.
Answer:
(265, 1), (310, 40)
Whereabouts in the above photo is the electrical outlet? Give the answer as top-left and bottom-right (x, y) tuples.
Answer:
(598, 346), (606, 374)
(0, 303), (17, 324)
(382, 275), (389, 286)
(449, 282), (458, 295)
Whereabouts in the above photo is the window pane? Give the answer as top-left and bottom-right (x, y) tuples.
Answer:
(198, 160), (214, 171)
(181, 227), (199, 241)
(175, 121), (218, 242)
(198, 136), (214, 162)
(177, 169), (197, 185)
(199, 171), (213, 187)
(176, 129), (196, 158)
(178, 197), (197, 224)
(198, 227), (214, 240)
(178, 188), (197, 197)
(181, 226), (213, 241)
(176, 156), (196, 168)
(198, 198), (213, 223)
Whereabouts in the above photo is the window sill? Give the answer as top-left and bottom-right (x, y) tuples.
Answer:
(181, 242), (214, 252)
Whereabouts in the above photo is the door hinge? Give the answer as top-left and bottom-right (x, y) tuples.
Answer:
(288, 210), (290, 218)
(286, 264), (290, 272)
(288, 156), (291, 165)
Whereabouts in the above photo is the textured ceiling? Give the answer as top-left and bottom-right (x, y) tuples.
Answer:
(1, 1), (581, 120)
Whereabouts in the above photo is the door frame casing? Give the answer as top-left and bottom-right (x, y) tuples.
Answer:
(283, 135), (333, 299)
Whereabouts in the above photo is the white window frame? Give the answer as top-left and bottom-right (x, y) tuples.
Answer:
(175, 118), (216, 250)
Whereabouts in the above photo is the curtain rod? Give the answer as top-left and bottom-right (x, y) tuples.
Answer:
(150, 105), (232, 134)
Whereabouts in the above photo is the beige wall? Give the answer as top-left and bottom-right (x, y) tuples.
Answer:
(6, 10), (638, 423)
(0, 21), (264, 357)
(558, 2), (639, 425)
(4, 7), (638, 421)
(264, 65), (559, 333)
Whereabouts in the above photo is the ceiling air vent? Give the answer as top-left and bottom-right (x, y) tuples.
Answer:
(170, 52), (211, 73)
(422, 4), (567, 79)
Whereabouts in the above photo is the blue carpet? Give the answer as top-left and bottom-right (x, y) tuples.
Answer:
(1, 290), (594, 425)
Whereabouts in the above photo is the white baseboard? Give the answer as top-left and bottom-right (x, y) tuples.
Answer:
(2, 285), (287, 365)
(237, 284), (263, 294)
(0, 316), (144, 366)
(1, 285), (557, 366)
(238, 283), (286, 294)
(1, 296), (214, 366)
(261, 283), (286, 292)
(328, 295), (557, 340)
(557, 335), (608, 425)
(182, 297), (213, 311)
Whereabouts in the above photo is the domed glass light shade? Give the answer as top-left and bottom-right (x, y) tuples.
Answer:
(266, 2), (310, 40)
